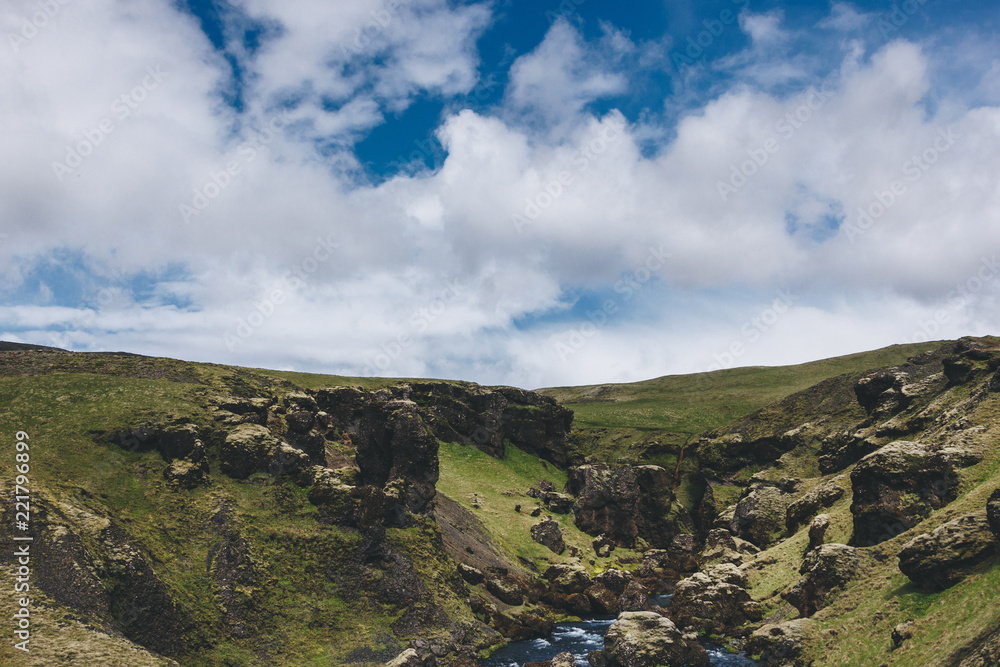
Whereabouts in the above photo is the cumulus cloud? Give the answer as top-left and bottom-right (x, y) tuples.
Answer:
(1, 2), (999, 387)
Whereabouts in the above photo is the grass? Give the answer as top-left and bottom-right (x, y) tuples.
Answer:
(436, 441), (640, 573)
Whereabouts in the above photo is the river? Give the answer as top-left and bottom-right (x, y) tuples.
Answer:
(479, 597), (758, 667)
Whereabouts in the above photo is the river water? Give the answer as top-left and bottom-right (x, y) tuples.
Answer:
(480, 597), (758, 667)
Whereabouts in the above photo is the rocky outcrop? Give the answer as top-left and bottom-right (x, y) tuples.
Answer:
(700, 528), (760, 566)
(530, 518), (566, 555)
(854, 369), (912, 419)
(220, 423), (280, 479)
(731, 484), (794, 548)
(786, 480), (845, 531)
(897, 513), (997, 591)
(850, 441), (980, 546)
(591, 611), (709, 667)
(782, 544), (860, 617)
(663, 563), (762, 635)
(745, 619), (811, 667)
(566, 464), (681, 548)
(892, 621), (916, 648)
(807, 514), (830, 552)
(355, 399), (440, 523)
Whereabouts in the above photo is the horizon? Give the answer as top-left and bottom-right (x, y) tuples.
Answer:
(2, 0), (999, 388)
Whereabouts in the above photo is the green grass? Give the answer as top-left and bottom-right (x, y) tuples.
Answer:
(436, 441), (640, 572)
(541, 342), (939, 442)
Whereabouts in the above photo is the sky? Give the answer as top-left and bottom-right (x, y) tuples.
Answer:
(1, 0), (999, 389)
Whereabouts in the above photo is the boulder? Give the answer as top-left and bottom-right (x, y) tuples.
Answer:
(850, 440), (980, 546)
(807, 514), (830, 552)
(163, 459), (210, 489)
(700, 528), (759, 566)
(544, 563), (592, 595)
(782, 544), (860, 617)
(485, 576), (525, 607)
(616, 580), (649, 613)
(987, 488), (1000, 539)
(268, 442), (312, 478)
(457, 563), (484, 586)
(898, 512), (997, 591)
(892, 621), (916, 648)
(745, 619), (811, 667)
(567, 464), (680, 548)
(593, 569), (632, 596)
(593, 533), (616, 557)
(731, 485), (794, 548)
(598, 611), (709, 667)
(785, 480), (845, 531)
(221, 424), (279, 479)
(854, 369), (911, 418)
(156, 423), (203, 462)
(531, 518), (566, 555)
(585, 584), (619, 614)
(662, 563), (761, 635)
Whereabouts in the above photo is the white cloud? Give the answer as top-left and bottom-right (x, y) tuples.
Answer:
(1, 3), (999, 388)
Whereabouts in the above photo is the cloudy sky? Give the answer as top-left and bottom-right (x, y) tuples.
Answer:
(1, 0), (999, 388)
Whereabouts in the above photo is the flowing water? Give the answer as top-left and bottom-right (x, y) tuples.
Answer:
(479, 596), (758, 667)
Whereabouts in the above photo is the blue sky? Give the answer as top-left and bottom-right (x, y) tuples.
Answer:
(1, 0), (999, 387)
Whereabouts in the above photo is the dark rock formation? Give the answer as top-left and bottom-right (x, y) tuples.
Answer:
(897, 513), (997, 591)
(731, 484), (794, 548)
(566, 464), (680, 548)
(892, 621), (916, 648)
(530, 518), (566, 554)
(854, 369), (912, 418)
(807, 514), (830, 552)
(220, 424), (279, 479)
(850, 441), (980, 546)
(783, 544), (860, 617)
(745, 619), (811, 667)
(355, 399), (439, 523)
(786, 480), (845, 531)
(594, 611), (709, 667)
(663, 563), (761, 635)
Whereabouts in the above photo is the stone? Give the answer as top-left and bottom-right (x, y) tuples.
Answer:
(593, 533), (616, 557)
(486, 576), (525, 606)
(567, 464), (680, 548)
(616, 580), (649, 613)
(600, 611), (709, 667)
(786, 480), (845, 531)
(593, 569), (632, 596)
(584, 584), (618, 614)
(163, 459), (210, 489)
(898, 512), (997, 591)
(662, 563), (761, 634)
(892, 621), (916, 648)
(808, 514), (830, 551)
(783, 544), (860, 617)
(457, 563), (484, 586)
(745, 619), (811, 667)
(850, 440), (980, 546)
(531, 518), (566, 555)
(544, 563), (592, 595)
(221, 424), (279, 479)
(731, 485), (794, 548)
(854, 370), (911, 418)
